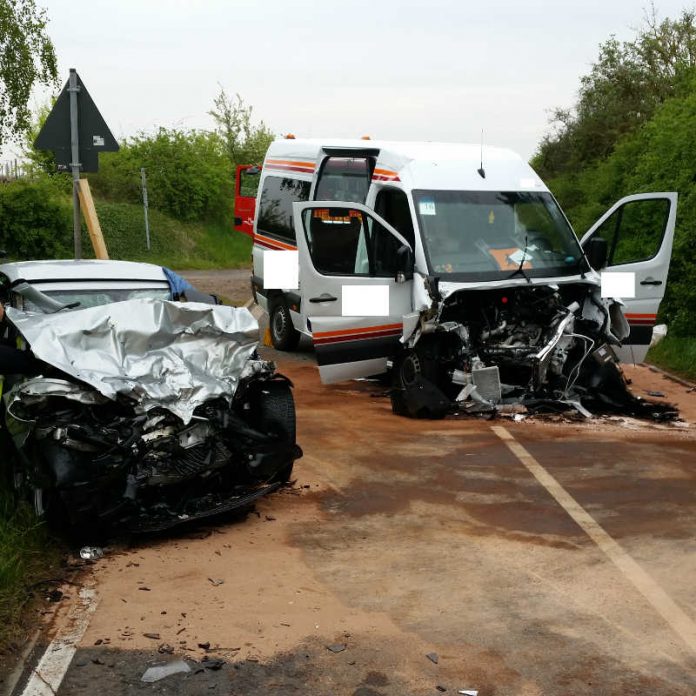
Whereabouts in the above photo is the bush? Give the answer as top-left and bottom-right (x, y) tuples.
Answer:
(0, 178), (72, 258)
(90, 128), (233, 223)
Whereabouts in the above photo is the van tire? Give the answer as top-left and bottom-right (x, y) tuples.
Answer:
(270, 300), (300, 351)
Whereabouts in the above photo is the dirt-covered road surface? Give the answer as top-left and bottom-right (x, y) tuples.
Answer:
(7, 282), (696, 696)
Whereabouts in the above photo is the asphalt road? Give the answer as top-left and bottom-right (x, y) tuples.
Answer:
(9, 286), (696, 696)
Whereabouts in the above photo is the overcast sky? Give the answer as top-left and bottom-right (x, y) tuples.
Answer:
(7, 0), (694, 161)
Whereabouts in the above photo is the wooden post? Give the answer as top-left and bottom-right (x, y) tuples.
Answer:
(77, 179), (109, 260)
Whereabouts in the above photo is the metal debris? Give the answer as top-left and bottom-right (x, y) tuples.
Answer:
(201, 656), (225, 671)
(79, 546), (104, 561)
(426, 652), (439, 664)
(143, 632), (161, 640)
(458, 691), (479, 696)
(327, 643), (347, 653)
(141, 659), (191, 683)
(208, 578), (225, 586)
(646, 390), (665, 397)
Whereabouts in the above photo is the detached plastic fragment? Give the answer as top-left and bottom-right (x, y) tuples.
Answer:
(458, 691), (479, 695)
(79, 546), (104, 561)
(141, 659), (191, 682)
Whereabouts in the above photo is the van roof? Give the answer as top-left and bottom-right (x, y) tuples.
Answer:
(264, 139), (549, 193)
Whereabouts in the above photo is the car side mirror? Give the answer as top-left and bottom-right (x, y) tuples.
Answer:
(395, 244), (414, 283)
(583, 237), (608, 270)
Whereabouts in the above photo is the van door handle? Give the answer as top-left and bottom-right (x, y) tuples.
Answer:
(309, 293), (338, 303)
(640, 278), (663, 286)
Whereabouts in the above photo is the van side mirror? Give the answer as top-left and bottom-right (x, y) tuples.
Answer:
(583, 237), (609, 270)
(395, 244), (414, 283)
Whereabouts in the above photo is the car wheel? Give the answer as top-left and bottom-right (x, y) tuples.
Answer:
(255, 381), (297, 483)
(32, 486), (70, 531)
(270, 300), (300, 351)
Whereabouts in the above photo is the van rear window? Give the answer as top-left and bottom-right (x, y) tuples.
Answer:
(257, 176), (310, 242)
(315, 157), (372, 204)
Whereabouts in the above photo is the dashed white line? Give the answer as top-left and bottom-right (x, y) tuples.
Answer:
(21, 588), (99, 696)
(491, 425), (696, 657)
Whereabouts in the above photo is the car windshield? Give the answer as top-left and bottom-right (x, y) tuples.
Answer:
(412, 190), (584, 281)
(22, 287), (171, 312)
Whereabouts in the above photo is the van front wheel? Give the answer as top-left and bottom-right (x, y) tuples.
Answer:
(270, 300), (300, 351)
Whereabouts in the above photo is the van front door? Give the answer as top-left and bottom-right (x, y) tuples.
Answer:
(581, 192), (677, 363)
(293, 201), (413, 383)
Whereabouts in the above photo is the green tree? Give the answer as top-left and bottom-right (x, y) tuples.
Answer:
(532, 7), (696, 179)
(208, 88), (274, 166)
(0, 0), (57, 147)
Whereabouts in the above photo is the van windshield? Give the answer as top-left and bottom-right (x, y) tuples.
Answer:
(413, 190), (584, 281)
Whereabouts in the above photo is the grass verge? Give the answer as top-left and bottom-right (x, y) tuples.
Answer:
(0, 490), (63, 653)
(93, 201), (252, 269)
(646, 334), (696, 382)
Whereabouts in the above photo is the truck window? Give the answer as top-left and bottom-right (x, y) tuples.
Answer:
(592, 198), (670, 265)
(314, 157), (373, 204)
(374, 187), (415, 248)
(302, 207), (403, 278)
(257, 176), (310, 242)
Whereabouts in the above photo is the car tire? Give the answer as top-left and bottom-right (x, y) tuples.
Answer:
(255, 380), (297, 483)
(270, 300), (300, 351)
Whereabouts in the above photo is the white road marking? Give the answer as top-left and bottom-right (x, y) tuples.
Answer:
(491, 425), (696, 657)
(21, 587), (99, 696)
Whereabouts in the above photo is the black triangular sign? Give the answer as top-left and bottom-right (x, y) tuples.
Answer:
(34, 70), (119, 173)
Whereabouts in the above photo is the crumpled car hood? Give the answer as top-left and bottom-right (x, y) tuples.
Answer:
(7, 299), (260, 423)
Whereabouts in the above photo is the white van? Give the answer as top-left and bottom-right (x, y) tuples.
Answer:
(237, 138), (676, 415)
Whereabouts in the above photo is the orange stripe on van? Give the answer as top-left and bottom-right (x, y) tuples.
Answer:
(253, 232), (297, 251)
(265, 159), (316, 174)
(371, 167), (400, 182)
(314, 323), (402, 340)
(624, 312), (657, 326)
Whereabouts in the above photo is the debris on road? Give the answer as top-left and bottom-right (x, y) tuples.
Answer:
(426, 651), (439, 664)
(646, 390), (665, 397)
(327, 643), (347, 653)
(158, 643), (175, 654)
(198, 641), (211, 650)
(143, 632), (161, 640)
(458, 690), (479, 695)
(79, 547), (104, 561)
(201, 656), (226, 670)
(208, 578), (225, 586)
(46, 588), (64, 602)
(141, 659), (191, 683)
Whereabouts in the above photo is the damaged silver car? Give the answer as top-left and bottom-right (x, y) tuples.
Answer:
(0, 261), (301, 534)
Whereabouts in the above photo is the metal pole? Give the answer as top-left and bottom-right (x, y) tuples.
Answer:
(141, 167), (151, 251)
(68, 68), (82, 260)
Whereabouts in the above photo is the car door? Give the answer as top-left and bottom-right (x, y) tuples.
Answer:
(233, 165), (260, 237)
(580, 192), (677, 363)
(293, 201), (414, 383)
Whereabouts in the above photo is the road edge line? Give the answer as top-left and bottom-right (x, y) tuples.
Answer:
(20, 587), (99, 696)
(490, 424), (696, 657)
